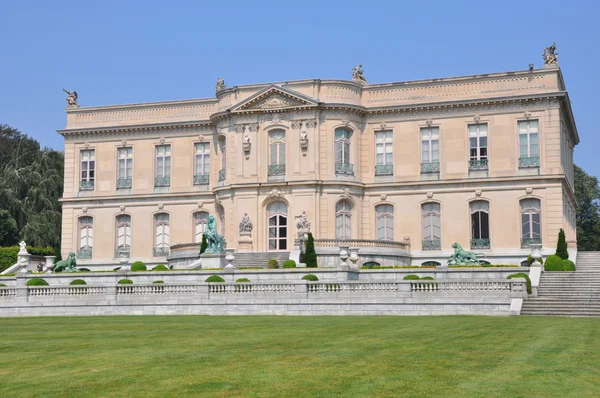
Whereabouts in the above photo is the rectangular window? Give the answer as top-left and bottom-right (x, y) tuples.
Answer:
(375, 131), (393, 165)
(117, 148), (132, 189)
(195, 143), (210, 175)
(519, 120), (539, 158)
(155, 145), (171, 187)
(469, 124), (488, 160)
(421, 127), (439, 163)
(80, 150), (95, 190)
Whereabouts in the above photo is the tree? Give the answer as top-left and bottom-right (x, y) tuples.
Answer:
(555, 228), (569, 259)
(574, 165), (600, 251)
(199, 234), (208, 255)
(303, 232), (317, 267)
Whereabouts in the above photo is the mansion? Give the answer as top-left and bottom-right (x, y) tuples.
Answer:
(58, 62), (578, 267)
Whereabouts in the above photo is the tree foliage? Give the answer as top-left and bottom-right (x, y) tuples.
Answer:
(303, 232), (317, 267)
(555, 228), (569, 259)
(0, 125), (63, 249)
(574, 165), (600, 251)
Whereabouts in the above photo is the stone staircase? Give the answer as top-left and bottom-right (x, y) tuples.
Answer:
(521, 252), (600, 316)
(233, 252), (290, 268)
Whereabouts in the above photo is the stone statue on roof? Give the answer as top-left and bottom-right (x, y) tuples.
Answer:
(63, 89), (78, 106)
(216, 77), (226, 93)
(542, 42), (559, 66)
(351, 64), (367, 84)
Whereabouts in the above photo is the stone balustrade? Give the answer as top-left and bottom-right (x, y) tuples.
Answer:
(314, 239), (409, 250)
(28, 286), (106, 297)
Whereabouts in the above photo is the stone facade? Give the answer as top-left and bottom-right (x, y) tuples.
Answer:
(58, 65), (578, 267)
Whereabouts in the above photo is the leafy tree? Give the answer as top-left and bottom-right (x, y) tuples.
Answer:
(303, 232), (317, 267)
(555, 228), (569, 259)
(574, 165), (600, 251)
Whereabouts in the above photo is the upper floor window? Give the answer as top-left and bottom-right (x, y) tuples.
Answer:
(469, 124), (488, 170)
(115, 215), (131, 258)
(375, 204), (394, 241)
(155, 145), (171, 187)
(80, 150), (95, 191)
(335, 200), (353, 239)
(78, 216), (93, 259)
(422, 203), (441, 250)
(335, 128), (354, 175)
(117, 148), (132, 189)
(268, 130), (286, 176)
(519, 120), (539, 167)
(421, 127), (439, 173)
(521, 199), (541, 248)
(154, 213), (170, 257)
(470, 201), (490, 249)
(194, 211), (209, 243)
(375, 131), (393, 176)
(194, 143), (210, 185)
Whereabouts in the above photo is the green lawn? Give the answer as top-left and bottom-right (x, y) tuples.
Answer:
(0, 316), (598, 397)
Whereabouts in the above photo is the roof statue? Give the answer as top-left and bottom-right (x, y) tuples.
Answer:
(351, 64), (367, 84)
(216, 77), (226, 93)
(63, 89), (78, 106)
(542, 42), (559, 66)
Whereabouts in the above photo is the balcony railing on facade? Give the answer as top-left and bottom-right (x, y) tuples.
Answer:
(471, 238), (490, 250)
(314, 238), (410, 251)
(116, 178), (132, 189)
(422, 239), (441, 251)
(153, 247), (170, 257)
(115, 246), (131, 259)
(519, 156), (540, 168)
(194, 174), (209, 185)
(335, 162), (354, 176)
(375, 164), (393, 176)
(154, 176), (170, 187)
(521, 237), (542, 248)
(77, 247), (92, 259)
(268, 164), (286, 176)
(79, 180), (94, 191)
(421, 162), (439, 173)
(469, 158), (488, 171)
(218, 169), (226, 182)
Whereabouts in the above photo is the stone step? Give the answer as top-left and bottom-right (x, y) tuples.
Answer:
(233, 252), (291, 268)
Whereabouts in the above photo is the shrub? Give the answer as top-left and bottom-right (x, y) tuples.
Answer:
(303, 232), (318, 268)
(283, 260), (296, 268)
(507, 273), (532, 295)
(152, 264), (168, 271)
(199, 234), (208, 255)
(152, 280), (164, 284)
(131, 261), (147, 272)
(267, 259), (279, 269)
(26, 278), (48, 286)
(0, 284), (6, 287)
(205, 275), (225, 282)
(420, 276), (435, 280)
(69, 279), (87, 285)
(561, 259), (576, 271)
(0, 246), (56, 272)
(236, 278), (250, 282)
(403, 275), (421, 280)
(79, 268), (91, 272)
(556, 228), (569, 260)
(544, 255), (563, 271)
(302, 274), (319, 281)
(118, 279), (133, 284)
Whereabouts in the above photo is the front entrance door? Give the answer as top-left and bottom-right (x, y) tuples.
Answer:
(267, 201), (288, 251)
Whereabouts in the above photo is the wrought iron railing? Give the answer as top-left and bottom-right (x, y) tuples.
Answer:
(116, 178), (132, 189)
(154, 176), (170, 187)
(77, 247), (92, 259)
(194, 174), (209, 185)
(153, 247), (170, 257)
(375, 164), (393, 176)
(469, 158), (488, 170)
(521, 237), (542, 248)
(218, 169), (226, 182)
(422, 239), (441, 251)
(79, 180), (94, 191)
(115, 247), (130, 258)
(471, 238), (490, 250)
(519, 156), (540, 168)
(335, 162), (354, 175)
(421, 162), (440, 173)
(268, 164), (286, 176)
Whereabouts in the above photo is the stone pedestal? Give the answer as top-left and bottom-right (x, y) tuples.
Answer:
(238, 232), (253, 252)
(44, 256), (56, 272)
(17, 253), (30, 271)
(224, 249), (235, 270)
(200, 253), (226, 269)
(290, 238), (307, 267)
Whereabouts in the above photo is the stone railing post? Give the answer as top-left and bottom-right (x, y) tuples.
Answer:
(16, 270), (29, 301)
(198, 284), (209, 299)
(294, 282), (308, 298)
(105, 285), (117, 301)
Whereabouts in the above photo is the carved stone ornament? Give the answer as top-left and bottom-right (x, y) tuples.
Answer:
(236, 125), (245, 134)
(340, 187), (351, 198)
(300, 130), (308, 151)
(83, 142), (90, 149)
(82, 207), (88, 213)
(524, 112), (532, 120)
(158, 204), (164, 210)
(248, 124), (259, 133)
(426, 119), (433, 127)
(542, 42), (559, 66)
(474, 115), (481, 123)
(257, 95), (295, 110)
(120, 205), (126, 211)
(291, 120), (302, 129)
(526, 187), (533, 195)
(160, 137), (166, 145)
(198, 135), (204, 142)
(305, 120), (317, 129)
(121, 140), (127, 147)
(381, 194), (387, 201)
(427, 192), (433, 199)
(268, 188), (284, 198)
(341, 118), (350, 127)
(239, 213), (253, 234)
(475, 190), (482, 197)
(243, 133), (251, 153)
(197, 202), (203, 208)
(380, 122), (387, 130)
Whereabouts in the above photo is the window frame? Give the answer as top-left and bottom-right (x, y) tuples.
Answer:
(518, 120), (539, 158)
(375, 204), (394, 241)
(335, 200), (353, 240)
(194, 142), (210, 176)
(420, 127), (440, 164)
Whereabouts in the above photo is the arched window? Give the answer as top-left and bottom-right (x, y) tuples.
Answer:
(470, 201), (490, 249)
(154, 213), (170, 257)
(78, 216), (93, 259)
(422, 203), (441, 250)
(268, 130), (286, 176)
(335, 128), (353, 175)
(267, 202), (288, 251)
(421, 261), (441, 267)
(194, 211), (209, 243)
(375, 204), (394, 241)
(521, 199), (541, 247)
(336, 200), (353, 239)
(115, 215), (131, 258)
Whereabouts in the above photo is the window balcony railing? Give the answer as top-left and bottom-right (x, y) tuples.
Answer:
(77, 247), (92, 259)
(469, 158), (488, 171)
(116, 178), (132, 189)
(471, 238), (490, 250)
(79, 180), (94, 191)
(153, 247), (170, 257)
(154, 176), (170, 187)
(521, 237), (542, 249)
(375, 164), (393, 176)
(422, 239), (441, 251)
(335, 162), (354, 176)
(519, 156), (540, 168)
(421, 162), (440, 173)
(268, 164), (286, 176)
(115, 246), (131, 259)
(218, 169), (226, 182)
(194, 174), (209, 185)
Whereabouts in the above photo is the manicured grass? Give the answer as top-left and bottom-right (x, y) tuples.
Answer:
(0, 316), (599, 397)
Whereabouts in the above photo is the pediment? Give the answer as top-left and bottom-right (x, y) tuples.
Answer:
(230, 85), (319, 112)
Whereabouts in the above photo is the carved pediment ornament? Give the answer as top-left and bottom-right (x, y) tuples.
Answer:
(341, 118), (350, 127)
(268, 188), (284, 198)
(340, 187), (351, 198)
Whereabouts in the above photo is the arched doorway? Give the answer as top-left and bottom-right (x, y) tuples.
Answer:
(267, 201), (288, 251)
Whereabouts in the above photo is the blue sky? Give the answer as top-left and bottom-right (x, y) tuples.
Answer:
(1, 0), (599, 175)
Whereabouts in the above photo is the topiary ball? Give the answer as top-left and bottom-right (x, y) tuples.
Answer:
(0, 284), (7, 287)
(70, 279), (87, 285)
(403, 275), (421, 280)
(561, 259), (576, 271)
(420, 276), (434, 280)
(283, 260), (296, 268)
(131, 261), (147, 272)
(267, 259), (279, 269)
(118, 279), (133, 284)
(544, 255), (563, 271)
(236, 278), (250, 282)
(152, 280), (164, 284)
(302, 274), (319, 281)
(152, 264), (168, 271)
(205, 275), (225, 282)
(26, 278), (49, 286)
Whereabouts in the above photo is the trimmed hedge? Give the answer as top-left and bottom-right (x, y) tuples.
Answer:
(403, 275), (421, 280)
(152, 280), (164, 284)
(420, 276), (435, 280)
(152, 264), (168, 271)
(205, 275), (225, 282)
(118, 279), (133, 284)
(302, 274), (319, 281)
(0, 283), (7, 287)
(69, 279), (87, 285)
(267, 259), (279, 269)
(131, 261), (147, 272)
(26, 278), (48, 286)
(448, 265), (519, 268)
(507, 273), (532, 295)
(561, 259), (576, 271)
(544, 255), (563, 271)
(283, 260), (296, 268)
(0, 246), (56, 272)
(236, 278), (251, 282)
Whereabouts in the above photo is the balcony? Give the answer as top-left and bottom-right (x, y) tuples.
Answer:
(469, 158), (488, 171)
(194, 174), (209, 185)
(115, 246), (130, 259)
(218, 169), (226, 182)
(375, 164), (393, 176)
(521, 237), (542, 249)
(154, 176), (170, 187)
(116, 178), (132, 189)
(471, 238), (490, 250)
(268, 164), (286, 176)
(76, 247), (92, 259)
(335, 162), (354, 176)
(79, 180), (94, 191)
(422, 239), (441, 251)
(153, 247), (170, 257)
(421, 162), (440, 173)
(519, 156), (540, 168)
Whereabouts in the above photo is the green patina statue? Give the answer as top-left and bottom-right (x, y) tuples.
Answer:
(54, 252), (78, 272)
(204, 215), (225, 254)
(448, 243), (481, 265)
